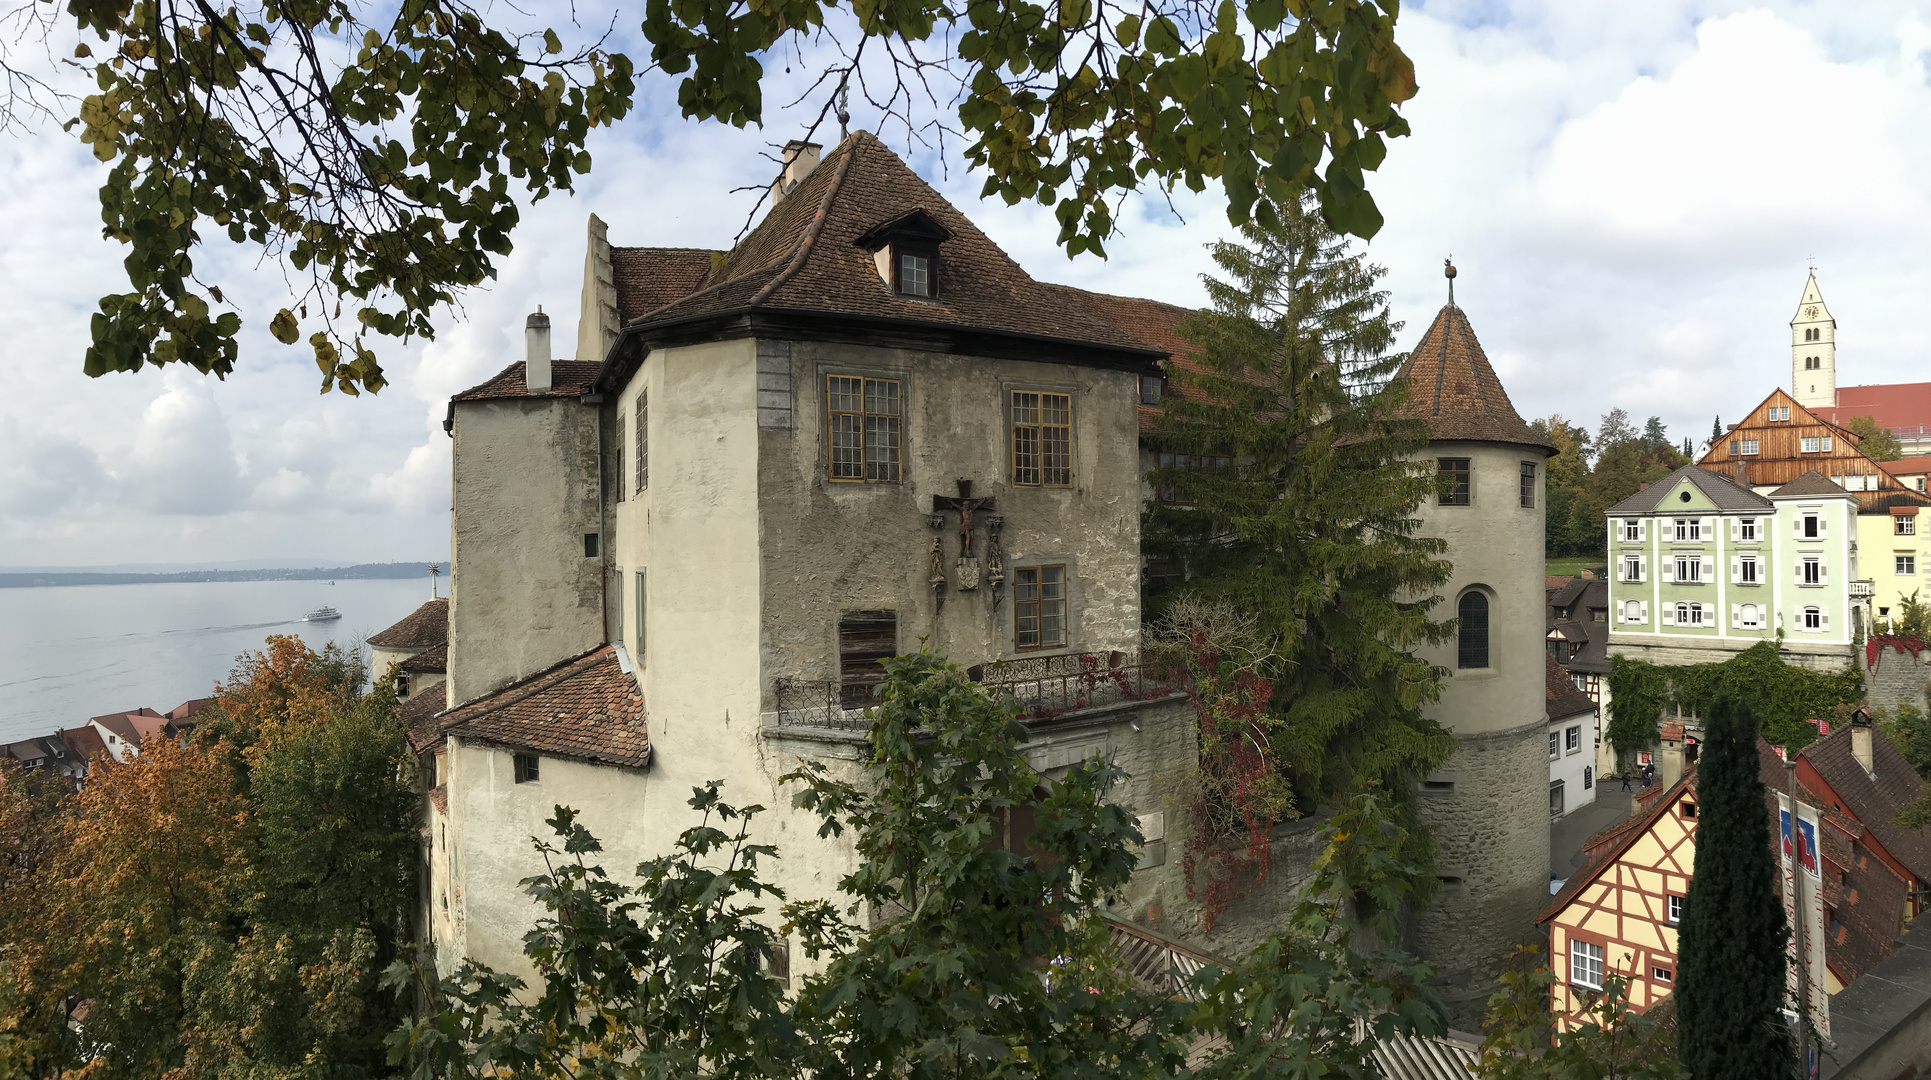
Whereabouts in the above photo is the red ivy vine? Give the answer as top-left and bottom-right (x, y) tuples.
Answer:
(1177, 629), (1291, 930)
(1867, 634), (1929, 673)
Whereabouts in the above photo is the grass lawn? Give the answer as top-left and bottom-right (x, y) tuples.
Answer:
(1546, 556), (1607, 579)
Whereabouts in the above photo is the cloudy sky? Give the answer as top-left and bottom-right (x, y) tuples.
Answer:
(2, 0), (1928, 567)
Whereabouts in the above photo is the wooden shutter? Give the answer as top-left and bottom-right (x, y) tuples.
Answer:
(1730, 556), (1740, 584)
(1702, 517), (1715, 540)
(1818, 514), (1828, 538)
(1662, 605), (1675, 625)
(1819, 559), (1828, 585)
(1639, 601), (1648, 622)
(839, 610), (898, 708)
(1638, 555), (1647, 583)
(1661, 560), (1674, 582)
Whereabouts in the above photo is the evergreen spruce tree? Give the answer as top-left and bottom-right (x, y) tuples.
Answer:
(1676, 695), (1795, 1078)
(1145, 196), (1455, 847)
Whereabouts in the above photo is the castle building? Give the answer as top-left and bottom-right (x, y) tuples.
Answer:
(1388, 297), (1556, 1027)
(1785, 273), (1931, 456)
(416, 133), (1206, 977)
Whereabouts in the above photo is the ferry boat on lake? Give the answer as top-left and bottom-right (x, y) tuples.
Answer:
(302, 606), (342, 622)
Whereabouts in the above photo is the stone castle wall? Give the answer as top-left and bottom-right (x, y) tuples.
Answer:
(1409, 718), (1553, 1030)
(1866, 642), (1931, 716)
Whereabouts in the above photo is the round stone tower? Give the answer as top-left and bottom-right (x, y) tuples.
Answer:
(1392, 271), (1555, 1028)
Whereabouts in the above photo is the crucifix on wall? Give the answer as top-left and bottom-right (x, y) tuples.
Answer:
(932, 478), (996, 592)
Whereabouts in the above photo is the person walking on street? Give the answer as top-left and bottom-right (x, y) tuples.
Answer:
(1620, 770), (1632, 792)
(1642, 761), (1655, 788)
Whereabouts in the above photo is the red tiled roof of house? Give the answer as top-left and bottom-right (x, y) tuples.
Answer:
(61, 725), (107, 765)
(451, 360), (603, 403)
(1799, 723), (1931, 883)
(1545, 655), (1596, 721)
(1814, 382), (1931, 439)
(1660, 721), (1685, 742)
(400, 682), (446, 755)
(399, 643), (447, 673)
(610, 132), (1166, 367)
(1541, 771), (1695, 923)
(1391, 305), (1552, 451)
(440, 646), (649, 770)
(166, 698), (212, 721)
(1881, 455), (1931, 477)
(90, 713), (146, 747)
(368, 598), (449, 648)
(612, 247), (719, 324)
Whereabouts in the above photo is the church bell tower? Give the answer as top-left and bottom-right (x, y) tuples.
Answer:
(1790, 273), (1836, 410)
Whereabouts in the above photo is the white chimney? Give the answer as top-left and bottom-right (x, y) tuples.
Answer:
(770, 140), (823, 207)
(525, 307), (552, 393)
(1851, 708), (1875, 778)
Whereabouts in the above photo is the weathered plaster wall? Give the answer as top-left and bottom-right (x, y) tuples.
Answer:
(752, 339), (1144, 690)
(370, 644), (421, 682)
(440, 738), (660, 978)
(1405, 440), (1551, 1029)
(448, 397), (604, 706)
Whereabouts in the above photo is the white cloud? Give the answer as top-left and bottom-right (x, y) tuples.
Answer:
(2, 1), (1929, 564)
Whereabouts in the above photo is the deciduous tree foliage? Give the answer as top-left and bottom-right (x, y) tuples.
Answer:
(0, 635), (419, 1080)
(1675, 696), (1795, 1080)
(1478, 948), (1683, 1080)
(390, 647), (1448, 1080)
(38, 0), (1416, 392)
(1843, 415), (1903, 461)
(1143, 197), (1453, 875)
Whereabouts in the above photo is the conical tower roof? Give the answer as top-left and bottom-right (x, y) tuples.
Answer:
(1392, 304), (1551, 450)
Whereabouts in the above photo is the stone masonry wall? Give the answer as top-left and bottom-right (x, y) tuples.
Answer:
(1409, 718), (1553, 1030)
(1866, 642), (1931, 716)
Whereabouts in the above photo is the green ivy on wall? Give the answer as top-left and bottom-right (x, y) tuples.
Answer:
(1606, 641), (1863, 752)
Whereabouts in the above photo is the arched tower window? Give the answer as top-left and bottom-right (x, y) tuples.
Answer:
(1457, 590), (1490, 669)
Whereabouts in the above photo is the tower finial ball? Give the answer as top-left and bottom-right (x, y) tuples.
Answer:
(1444, 258), (1457, 280)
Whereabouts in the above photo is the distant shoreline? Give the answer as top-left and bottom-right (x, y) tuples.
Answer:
(0, 563), (450, 589)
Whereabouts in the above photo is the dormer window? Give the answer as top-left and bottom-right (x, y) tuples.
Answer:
(897, 249), (933, 297)
(856, 208), (952, 302)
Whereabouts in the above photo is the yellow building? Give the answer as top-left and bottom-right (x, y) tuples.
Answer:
(1861, 505), (1927, 630)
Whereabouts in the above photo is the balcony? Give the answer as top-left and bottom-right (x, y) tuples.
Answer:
(773, 652), (1186, 731)
(1850, 579), (1876, 600)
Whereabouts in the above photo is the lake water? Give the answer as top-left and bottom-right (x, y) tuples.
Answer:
(0, 578), (441, 745)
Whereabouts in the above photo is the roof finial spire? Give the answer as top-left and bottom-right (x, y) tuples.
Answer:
(1444, 256), (1457, 308)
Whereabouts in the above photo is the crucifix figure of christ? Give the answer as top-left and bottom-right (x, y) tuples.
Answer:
(932, 478), (995, 591)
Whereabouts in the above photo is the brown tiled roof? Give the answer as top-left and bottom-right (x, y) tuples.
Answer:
(61, 726), (107, 765)
(1883, 455), (1931, 477)
(612, 247), (719, 324)
(399, 643), (447, 673)
(440, 646), (649, 770)
(166, 697), (212, 721)
(1799, 724), (1931, 883)
(400, 682), (446, 754)
(367, 598), (448, 648)
(1769, 470), (1858, 499)
(1546, 575), (1574, 591)
(1546, 655), (1597, 721)
(1390, 305), (1551, 451)
(451, 360), (603, 403)
(616, 132), (1164, 364)
(1605, 464), (1774, 516)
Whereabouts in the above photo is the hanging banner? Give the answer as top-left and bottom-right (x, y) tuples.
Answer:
(1780, 793), (1831, 1043)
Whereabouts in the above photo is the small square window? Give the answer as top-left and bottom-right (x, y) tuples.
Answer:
(1653, 966), (1673, 984)
(1566, 726), (1582, 752)
(1667, 894), (1684, 923)
(1899, 517), (1917, 536)
(1438, 458), (1470, 506)
(1898, 555), (1917, 576)
(1741, 439), (1760, 455)
(514, 753), (540, 784)
(1682, 801), (1697, 818)
(1140, 375), (1164, 405)
(584, 533), (600, 558)
(1570, 940), (1604, 990)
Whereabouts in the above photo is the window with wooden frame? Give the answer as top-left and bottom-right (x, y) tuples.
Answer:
(1011, 392), (1072, 486)
(636, 390), (648, 492)
(1015, 565), (1067, 650)
(514, 753), (539, 784)
(1437, 458), (1470, 505)
(895, 247), (937, 298)
(838, 610), (897, 708)
(1898, 516), (1916, 536)
(827, 375), (902, 482)
(1520, 461), (1536, 508)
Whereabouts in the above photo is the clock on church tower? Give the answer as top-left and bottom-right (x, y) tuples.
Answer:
(1790, 274), (1835, 410)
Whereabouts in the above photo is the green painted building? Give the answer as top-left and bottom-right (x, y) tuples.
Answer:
(1606, 466), (1858, 673)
